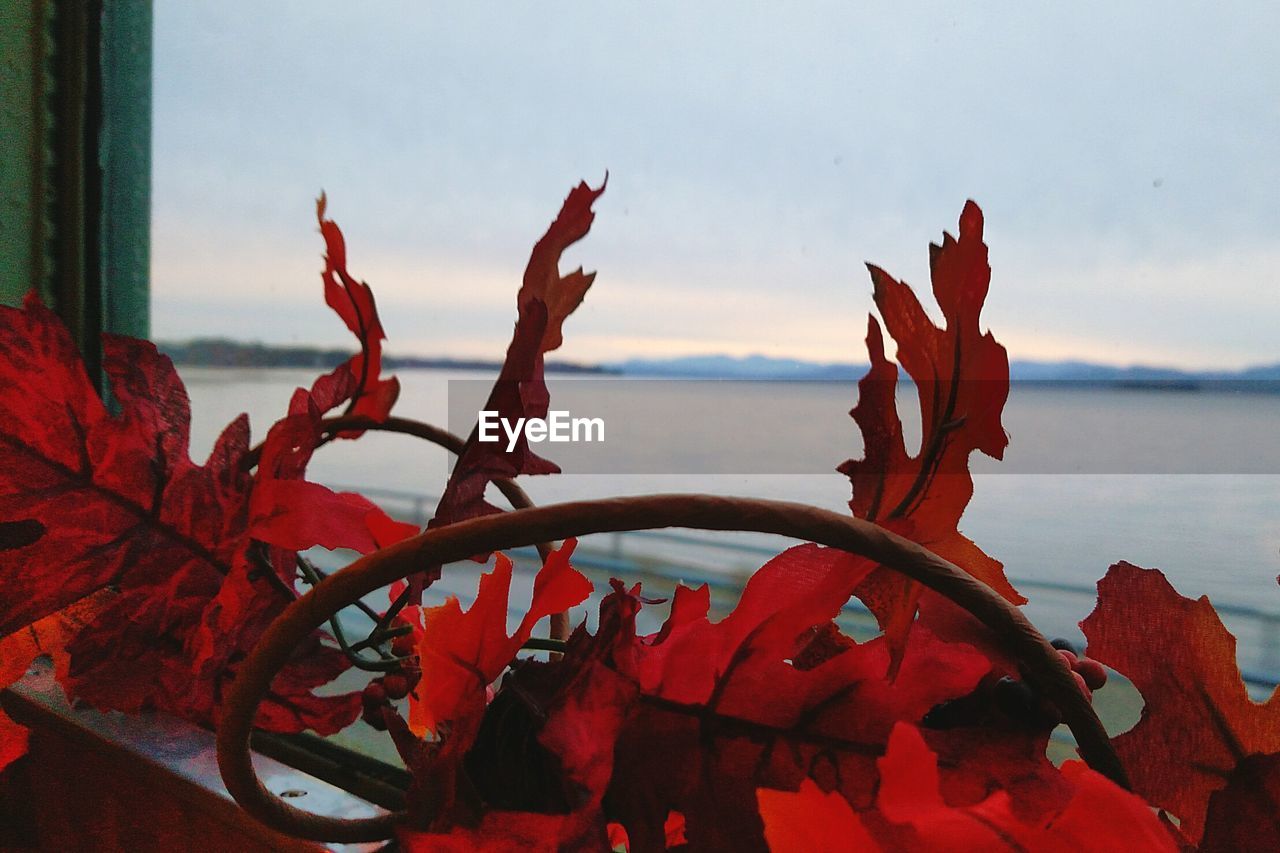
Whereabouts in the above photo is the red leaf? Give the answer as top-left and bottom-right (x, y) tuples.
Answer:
(839, 202), (1021, 667)
(420, 180), (605, 598)
(869, 723), (1175, 851)
(189, 379), (412, 725)
(316, 194), (401, 431)
(518, 176), (607, 354)
(399, 811), (604, 853)
(248, 481), (415, 552)
(1200, 752), (1280, 851)
(0, 594), (107, 771)
(244, 382), (416, 559)
(251, 636), (361, 735)
(0, 296), (363, 735)
(590, 545), (989, 849)
(1080, 561), (1280, 842)
(0, 296), (241, 637)
(407, 539), (593, 736)
(757, 779), (881, 852)
(385, 543), (594, 832)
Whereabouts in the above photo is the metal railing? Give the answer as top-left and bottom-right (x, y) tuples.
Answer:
(332, 484), (1280, 692)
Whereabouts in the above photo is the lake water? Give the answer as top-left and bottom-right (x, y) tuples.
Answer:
(179, 367), (1280, 672)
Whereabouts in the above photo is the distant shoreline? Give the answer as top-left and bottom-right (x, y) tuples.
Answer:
(159, 338), (1280, 387)
(158, 339), (616, 375)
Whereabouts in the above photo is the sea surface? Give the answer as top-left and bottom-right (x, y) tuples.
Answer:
(179, 367), (1280, 674)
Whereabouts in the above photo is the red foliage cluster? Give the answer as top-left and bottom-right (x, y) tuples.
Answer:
(2, 187), (1277, 851)
(0, 202), (413, 752)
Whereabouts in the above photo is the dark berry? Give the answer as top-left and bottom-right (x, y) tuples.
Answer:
(382, 672), (410, 700)
(993, 675), (1036, 718)
(391, 632), (416, 658)
(1075, 658), (1108, 690)
(362, 680), (387, 711)
(1050, 638), (1078, 655)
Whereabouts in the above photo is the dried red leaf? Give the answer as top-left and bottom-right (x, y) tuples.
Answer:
(316, 194), (401, 429)
(0, 295), (383, 735)
(387, 542), (988, 847)
(759, 724), (1174, 852)
(0, 297), (242, 637)
(590, 545), (990, 849)
(188, 379), (411, 729)
(839, 202), (1021, 666)
(407, 539), (593, 737)
(248, 480), (416, 552)
(876, 723), (1174, 850)
(518, 177), (607, 354)
(419, 180), (605, 599)
(0, 593), (107, 770)
(1080, 561), (1280, 842)
(1200, 751), (1280, 852)
(757, 779), (880, 852)
(398, 811), (603, 853)
(384, 543), (595, 834)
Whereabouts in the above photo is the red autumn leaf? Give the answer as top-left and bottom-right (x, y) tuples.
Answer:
(383, 543), (597, 834)
(399, 811), (604, 853)
(759, 724), (1174, 853)
(0, 593), (108, 771)
(757, 779), (881, 852)
(1080, 561), (1280, 843)
(838, 201), (1021, 666)
(316, 194), (401, 428)
(419, 179), (606, 600)
(387, 542), (986, 848)
(0, 296), (242, 637)
(1200, 752), (1280, 852)
(407, 539), (593, 737)
(923, 721), (1071, 824)
(586, 545), (990, 849)
(518, 177), (607, 354)
(0, 295), (372, 734)
(616, 545), (986, 743)
(248, 480), (417, 552)
(188, 378), (411, 729)
(241, 380), (416, 558)
(879, 723), (1175, 851)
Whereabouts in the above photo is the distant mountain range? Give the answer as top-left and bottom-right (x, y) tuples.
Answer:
(608, 353), (1280, 388)
(159, 339), (1280, 389)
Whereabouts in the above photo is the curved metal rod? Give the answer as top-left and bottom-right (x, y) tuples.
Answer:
(216, 493), (1127, 843)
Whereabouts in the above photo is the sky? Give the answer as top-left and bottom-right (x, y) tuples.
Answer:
(151, 2), (1280, 370)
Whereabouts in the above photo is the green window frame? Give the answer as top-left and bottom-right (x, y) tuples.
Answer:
(1, 0), (151, 388)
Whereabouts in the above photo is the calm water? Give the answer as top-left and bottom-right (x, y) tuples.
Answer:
(179, 367), (1280, 658)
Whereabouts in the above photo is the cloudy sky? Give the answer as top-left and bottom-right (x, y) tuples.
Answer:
(152, 2), (1279, 369)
